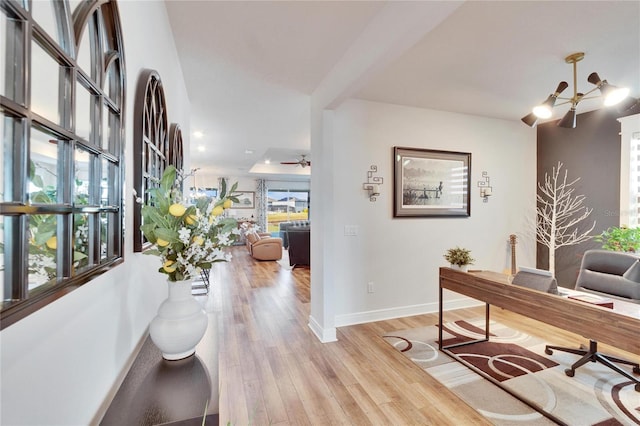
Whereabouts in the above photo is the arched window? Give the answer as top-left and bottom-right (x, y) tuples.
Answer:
(132, 69), (169, 252)
(0, 0), (125, 328)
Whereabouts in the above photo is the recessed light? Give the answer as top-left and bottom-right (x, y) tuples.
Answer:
(245, 149), (254, 155)
(264, 159), (271, 164)
(193, 131), (204, 139)
(197, 145), (205, 152)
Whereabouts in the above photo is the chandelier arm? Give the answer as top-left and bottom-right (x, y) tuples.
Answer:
(580, 87), (600, 98)
(554, 99), (573, 107)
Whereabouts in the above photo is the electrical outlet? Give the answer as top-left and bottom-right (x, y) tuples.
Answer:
(344, 225), (358, 236)
(367, 281), (374, 293)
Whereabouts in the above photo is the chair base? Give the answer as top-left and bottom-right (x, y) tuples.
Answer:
(545, 339), (640, 392)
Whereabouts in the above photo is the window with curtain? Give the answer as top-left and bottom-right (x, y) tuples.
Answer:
(0, 0), (125, 329)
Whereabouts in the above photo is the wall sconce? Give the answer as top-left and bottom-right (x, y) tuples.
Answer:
(363, 165), (383, 202)
(478, 171), (492, 203)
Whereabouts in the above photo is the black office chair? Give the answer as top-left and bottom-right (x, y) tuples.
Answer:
(545, 340), (640, 391)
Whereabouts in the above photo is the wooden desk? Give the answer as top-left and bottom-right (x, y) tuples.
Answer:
(438, 267), (640, 425)
(438, 267), (640, 354)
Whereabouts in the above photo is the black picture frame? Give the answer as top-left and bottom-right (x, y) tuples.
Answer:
(393, 147), (471, 218)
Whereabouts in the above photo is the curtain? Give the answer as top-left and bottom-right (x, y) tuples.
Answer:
(256, 179), (268, 233)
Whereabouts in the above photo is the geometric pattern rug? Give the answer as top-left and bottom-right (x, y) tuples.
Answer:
(382, 319), (640, 425)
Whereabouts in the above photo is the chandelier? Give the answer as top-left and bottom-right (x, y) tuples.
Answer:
(521, 52), (638, 128)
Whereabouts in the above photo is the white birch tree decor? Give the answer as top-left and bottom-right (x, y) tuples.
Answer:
(536, 162), (596, 277)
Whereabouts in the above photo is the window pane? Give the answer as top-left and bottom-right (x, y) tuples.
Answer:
(75, 81), (94, 142)
(0, 216), (4, 301)
(0, 113), (6, 201)
(30, 0), (61, 46)
(100, 158), (110, 206)
(73, 212), (89, 272)
(100, 212), (108, 260)
(31, 42), (61, 124)
(28, 214), (57, 289)
(104, 64), (112, 102)
(267, 190), (310, 235)
(102, 104), (110, 151)
(68, 0), (83, 15)
(74, 147), (90, 205)
(1, 14), (23, 102)
(29, 128), (58, 204)
(76, 22), (91, 75)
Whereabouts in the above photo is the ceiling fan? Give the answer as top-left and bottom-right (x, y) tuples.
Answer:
(280, 154), (311, 168)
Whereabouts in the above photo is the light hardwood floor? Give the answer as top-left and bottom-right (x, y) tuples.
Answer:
(215, 246), (637, 425)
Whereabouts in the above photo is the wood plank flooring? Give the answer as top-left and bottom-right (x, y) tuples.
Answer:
(215, 246), (638, 425)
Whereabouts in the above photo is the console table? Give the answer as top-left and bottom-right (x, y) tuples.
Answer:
(438, 267), (640, 424)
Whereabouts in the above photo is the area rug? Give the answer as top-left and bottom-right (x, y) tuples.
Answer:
(382, 319), (640, 425)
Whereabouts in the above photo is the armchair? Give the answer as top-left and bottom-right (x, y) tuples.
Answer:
(245, 230), (283, 261)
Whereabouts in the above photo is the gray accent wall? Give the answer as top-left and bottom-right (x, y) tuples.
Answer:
(536, 105), (640, 287)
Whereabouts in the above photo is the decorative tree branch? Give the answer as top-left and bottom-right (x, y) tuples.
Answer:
(536, 162), (596, 276)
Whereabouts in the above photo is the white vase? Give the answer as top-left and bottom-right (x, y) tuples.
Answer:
(450, 264), (468, 272)
(149, 279), (208, 360)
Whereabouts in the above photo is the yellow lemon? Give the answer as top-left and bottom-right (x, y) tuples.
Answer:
(168, 203), (186, 217)
(185, 214), (197, 225)
(223, 199), (233, 209)
(156, 237), (170, 247)
(193, 235), (204, 246)
(46, 236), (57, 249)
(212, 206), (224, 216)
(163, 260), (177, 273)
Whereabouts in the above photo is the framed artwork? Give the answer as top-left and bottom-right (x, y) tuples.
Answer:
(393, 147), (471, 218)
(233, 191), (255, 209)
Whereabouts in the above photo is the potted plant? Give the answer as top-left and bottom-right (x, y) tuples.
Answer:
(594, 225), (640, 252)
(137, 165), (240, 360)
(444, 246), (475, 272)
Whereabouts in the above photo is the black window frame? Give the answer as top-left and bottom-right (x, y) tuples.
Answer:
(0, 0), (126, 329)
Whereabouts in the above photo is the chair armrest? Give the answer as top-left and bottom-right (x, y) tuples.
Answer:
(253, 237), (282, 248)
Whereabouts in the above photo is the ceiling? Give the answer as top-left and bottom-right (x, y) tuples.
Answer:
(164, 0), (640, 181)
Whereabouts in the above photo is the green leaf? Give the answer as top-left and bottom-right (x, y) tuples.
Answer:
(73, 251), (88, 261)
(32, 175), (44, 189)
(154, 227), (180, 243)
(220, 179), (227, 198)
(161, 166), (177, 192)
(33, 230), (55, 246)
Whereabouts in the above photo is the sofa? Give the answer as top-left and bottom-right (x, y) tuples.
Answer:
(279, 220), (310, 249)
(575, 249), (640, 302)
(287, 226), (310, 268)
(244, 229), (283, 261)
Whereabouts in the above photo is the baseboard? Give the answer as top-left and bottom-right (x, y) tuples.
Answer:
(308, 315), (337, 343)
(334, 298), (483, 327)
(90, 329), (149, 424)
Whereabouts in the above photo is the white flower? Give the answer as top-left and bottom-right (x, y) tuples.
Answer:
(217, 233), (231, 246)
(178, 227), (191, 244)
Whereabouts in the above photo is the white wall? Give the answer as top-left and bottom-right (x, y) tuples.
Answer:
(0, 2), (191, 425)
(328, 99), (537, 326)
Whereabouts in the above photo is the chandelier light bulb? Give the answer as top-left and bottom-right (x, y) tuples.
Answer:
(603, 86), (630, 106)
(533, 104), (553, 119)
